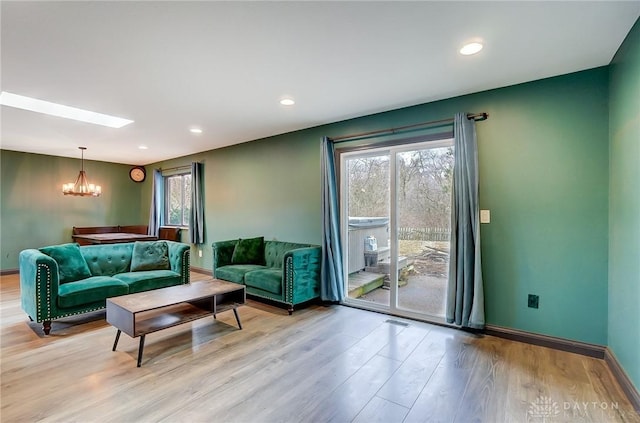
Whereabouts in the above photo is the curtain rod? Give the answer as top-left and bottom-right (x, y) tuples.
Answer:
(158, 164), (191, 172)
(329, 112), (488, 143)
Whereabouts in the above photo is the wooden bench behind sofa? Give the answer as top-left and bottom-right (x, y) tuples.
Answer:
(72, 226), (120, 235)
(72, 225), (150, 245)
(119, 225), (149, 235)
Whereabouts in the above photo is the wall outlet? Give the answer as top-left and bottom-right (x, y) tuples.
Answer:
(528, 294), (539, 309)
(198, 249), (202, 258)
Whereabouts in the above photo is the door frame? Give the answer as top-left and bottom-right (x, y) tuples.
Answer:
(339, 136), (454, 324)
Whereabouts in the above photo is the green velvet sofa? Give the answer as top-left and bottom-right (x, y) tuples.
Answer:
(19, 240), (190, 334)
(212, 237), (321, 314)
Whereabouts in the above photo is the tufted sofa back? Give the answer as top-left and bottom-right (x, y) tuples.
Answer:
(264, 241), (313, 269)
(81, 243), (134, 276)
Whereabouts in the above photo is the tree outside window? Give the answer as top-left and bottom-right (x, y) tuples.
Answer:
(165, 173), (191, 226)
(347, 146), (453, 228)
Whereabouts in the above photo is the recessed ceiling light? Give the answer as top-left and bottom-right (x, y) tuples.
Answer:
(280, 98), (295, 106)
(190, 128), (203, 134)
(138, 145), (148, 150)
(0, 91), (133, 128)
(460, 42), (483, 56)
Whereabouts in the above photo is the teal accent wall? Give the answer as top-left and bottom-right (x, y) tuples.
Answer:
(0, 150), (145, 270)
(608, 18), (640, 390)
(472, 71), (610, 345)
(150, 67), (610, 346)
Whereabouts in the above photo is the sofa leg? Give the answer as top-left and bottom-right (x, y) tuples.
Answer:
(288, 307), (294, 316)
(43, 321), (52, 335)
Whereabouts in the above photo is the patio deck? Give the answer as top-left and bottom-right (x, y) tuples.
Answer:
(347, 271), (385, 298)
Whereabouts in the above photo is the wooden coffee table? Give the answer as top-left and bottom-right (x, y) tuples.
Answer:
(106, 279), (245, 367)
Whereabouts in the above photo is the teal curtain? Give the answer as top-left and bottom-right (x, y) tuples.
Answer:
(321, 137), (344, 302)
(189, 162), (205, 245)
(446, 113), (485, 329)
(148, 169), (164, 236)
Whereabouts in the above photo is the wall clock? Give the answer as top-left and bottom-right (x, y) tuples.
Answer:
(129, 166), (146, 183)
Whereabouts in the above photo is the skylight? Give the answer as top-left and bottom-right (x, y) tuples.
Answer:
(0, 91), (134, 128)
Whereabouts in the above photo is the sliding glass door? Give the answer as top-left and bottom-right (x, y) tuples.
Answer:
(343, 151), (391, 308)
(341, 138), (454, 321)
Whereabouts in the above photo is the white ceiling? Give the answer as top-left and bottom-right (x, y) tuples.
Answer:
(1, 1), (639, 165)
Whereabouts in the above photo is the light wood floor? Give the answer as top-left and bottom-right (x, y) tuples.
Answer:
(1, 272), (638, 423)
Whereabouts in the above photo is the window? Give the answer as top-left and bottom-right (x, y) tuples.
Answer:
(165, 173), (191, 226)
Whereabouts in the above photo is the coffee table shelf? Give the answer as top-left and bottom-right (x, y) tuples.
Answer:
(134, 303), (216, 336)
(107, 279), (245, 366)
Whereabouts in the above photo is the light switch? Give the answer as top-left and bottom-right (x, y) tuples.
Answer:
(198, 249), (203, 257)
(480, 209), (491, 224)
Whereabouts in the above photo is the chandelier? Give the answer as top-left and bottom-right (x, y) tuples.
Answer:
(62, 147), (102, 197)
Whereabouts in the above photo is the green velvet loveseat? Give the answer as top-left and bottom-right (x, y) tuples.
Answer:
(212, 237), (321, 314)
(19, 240), (190, 334)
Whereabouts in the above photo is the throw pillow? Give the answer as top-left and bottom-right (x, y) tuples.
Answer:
(40, 243), (92, 284)
(231, 236), (264, 265)
(130, 241), (170, 271)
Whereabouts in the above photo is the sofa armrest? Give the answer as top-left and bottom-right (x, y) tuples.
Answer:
(212, 240), (238, 277)
(19, 249), (59, 323)
(283, 246), (321, 305)
(166, 241), (190, 284)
